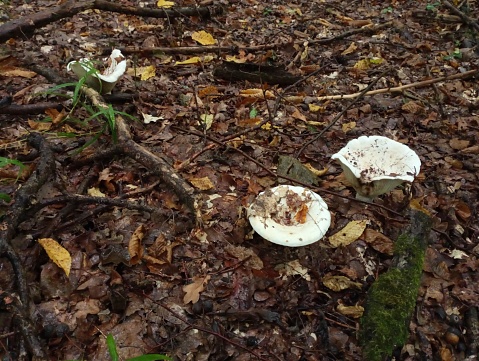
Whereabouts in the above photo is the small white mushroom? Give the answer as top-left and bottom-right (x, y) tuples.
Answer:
(331, 135), (421, 201)
(247, 185), (331, 247)
(67, 49), (126, 94)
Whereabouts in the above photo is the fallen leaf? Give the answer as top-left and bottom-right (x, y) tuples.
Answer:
(322, 274), (362, 291)
(341, 42), (357, 55)
(336, 300), (364, 318)
(157, 0), (174, 8)
(191, 30), (217, 45)
(199, 113), (214, 130)
(28, 119), (51, 131)
(449, 138), (469, 150)
(275, 260), (310, 281)
(362, 228), (393, 255)
(183, 275), (211, 304)
(128, 224), (145, 265)
(224, 244), (263, 270)
(328, 220), (368, 247)
(38, 238), (72, 277)
(342, 121), (356, 133)
(87, 187), (106, 197)
(175, 56), (214, 65)
(189, 176), (214, 190)
(140, 65), (156, 80)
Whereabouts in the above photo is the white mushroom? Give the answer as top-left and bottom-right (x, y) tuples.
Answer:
(67, 49), (126, 94)
(331, 135), (421, 201)
(247, 185), (331, 247)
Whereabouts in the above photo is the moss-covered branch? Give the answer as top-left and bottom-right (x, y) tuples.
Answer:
(359, 209), (432, 361)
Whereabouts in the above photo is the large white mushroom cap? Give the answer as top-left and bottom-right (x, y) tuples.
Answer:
(331, 135), (421, 201)
(247, 185), (331, 247)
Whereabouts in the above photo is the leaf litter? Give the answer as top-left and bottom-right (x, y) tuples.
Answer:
(0, 0), (478, 359)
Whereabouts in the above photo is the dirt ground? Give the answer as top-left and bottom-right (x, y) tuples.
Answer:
(0, 0), (478, 360)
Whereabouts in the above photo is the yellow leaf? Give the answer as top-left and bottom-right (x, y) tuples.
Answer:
(342, 121), (356, 133)
(38, 238), (72, 277)
(225, 55), (247, 63)
(157, 0), (174, 8)
(304, 163), (328, 177)
(191, 30), (217, 45)
(199, 113), (214, 130)
(323, 274), (362, 292)
(353, 59), (370, 70)
(336, 301), (364, 318)
(183, 275), (211, 304)
(308, 104), (324, 112)
(189, 176), (214, 190)
(140, 65), (156, 80)
(87, 187), (106, 197)
(175, 56), (214, 65)
(328, 220), (368, 247)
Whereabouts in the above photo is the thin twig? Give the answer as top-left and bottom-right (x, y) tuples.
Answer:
(295, 67), (393, 157)
(141, 292), (271, 361)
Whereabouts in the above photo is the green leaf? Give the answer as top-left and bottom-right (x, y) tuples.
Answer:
(0, 193), (11, 202)
(127, 355), (172, 361)
(106, 334), (119, 361)
(0, 157), (25, 182)
(249, 107), (258, 118)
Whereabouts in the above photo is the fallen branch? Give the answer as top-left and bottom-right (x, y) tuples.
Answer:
(79, 86), (199, 219)
(0, 133), (56, 360)
(442, 0), (479, 32)
(284, 68), (479, 102)
(0, 0), (221, 43)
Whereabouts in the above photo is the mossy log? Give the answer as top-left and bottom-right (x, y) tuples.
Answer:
(359, 209), (432, 361)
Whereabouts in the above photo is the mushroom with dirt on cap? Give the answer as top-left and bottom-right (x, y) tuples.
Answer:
(247, 185), (331, 247)
(331, 135), (421, 202)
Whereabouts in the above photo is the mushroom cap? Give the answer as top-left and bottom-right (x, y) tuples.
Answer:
(331, 135), (421, 199)
(66, 49), (126, 94)
(247, 185), (331, 247)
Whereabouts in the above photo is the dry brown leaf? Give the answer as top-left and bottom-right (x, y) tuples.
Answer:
(449, 138), (470, 150)
(455, 200), (471, 220)
(224, 244), (263, 270)
(347, 19), (373, 27)
(38, 238), (72, 277)
(239, 89), (275, 98)
(362, 229), (393, 255)
(341, 42), (357, 55)
(128, 224), (145, 265)
(275, 260), (311, 281)
(401, 101), (425, 114)
(183, 275), (211, 304)
(28, 119), (52, 131)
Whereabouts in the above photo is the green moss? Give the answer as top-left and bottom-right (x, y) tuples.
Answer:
(359, 211), (431, 361)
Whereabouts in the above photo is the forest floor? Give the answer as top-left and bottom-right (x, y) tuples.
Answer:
(0, 0), (478, 360)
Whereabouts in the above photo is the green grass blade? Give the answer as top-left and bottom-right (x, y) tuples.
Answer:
(127, 355), (172, 361)
(106, 334), (119, 361)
